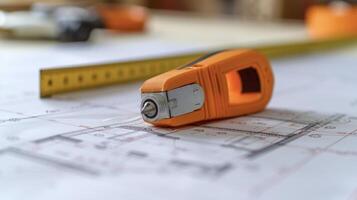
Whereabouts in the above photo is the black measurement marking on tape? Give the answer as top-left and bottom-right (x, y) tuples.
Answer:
(92, 74), (97, 80)
(63, 77), (69, 85)
(78, 75), (83, 83)
(105, 72), (111, 79)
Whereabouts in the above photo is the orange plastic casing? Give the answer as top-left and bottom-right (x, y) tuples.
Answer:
(306, 4), (357, 39)
(141, 49), (274, 127)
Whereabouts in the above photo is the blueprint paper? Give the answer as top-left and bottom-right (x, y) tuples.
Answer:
(0, 39), (357, 200)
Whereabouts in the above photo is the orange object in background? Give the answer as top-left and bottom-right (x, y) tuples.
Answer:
(96, 5), (148, 32)
(140, 50), (274, 127)
(306, 3), (357, 39)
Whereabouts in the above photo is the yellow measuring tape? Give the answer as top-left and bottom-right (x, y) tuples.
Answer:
(40, 37), (357, 98)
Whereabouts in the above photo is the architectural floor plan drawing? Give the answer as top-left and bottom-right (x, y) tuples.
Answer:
(1, 40), (357, 200)
(1, 108), (348, 174)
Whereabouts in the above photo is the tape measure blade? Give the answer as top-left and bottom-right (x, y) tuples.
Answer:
(257, 37), (357, 58)
(40, 53), (205, 97)
(40, 37), (357, 98)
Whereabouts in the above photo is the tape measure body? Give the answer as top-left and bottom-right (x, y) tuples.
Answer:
(140, 49), (274, 127)
(40, 37), (357, 98)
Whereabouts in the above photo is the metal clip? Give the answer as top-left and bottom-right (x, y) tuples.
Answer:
(141, 84), (204, 122)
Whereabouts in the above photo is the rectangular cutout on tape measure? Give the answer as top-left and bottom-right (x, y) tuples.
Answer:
(225, 67), (261, 105)
(238, 67), (261, 93)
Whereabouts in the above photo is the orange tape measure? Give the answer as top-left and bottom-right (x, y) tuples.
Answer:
(140, 49), (274, 127)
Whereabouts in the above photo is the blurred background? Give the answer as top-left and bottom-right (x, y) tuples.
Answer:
(1, 0), (356, 19)
(1, 0), (356, 43)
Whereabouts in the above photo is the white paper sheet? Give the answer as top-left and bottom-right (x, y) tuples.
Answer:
(1, 38), (357, 200)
